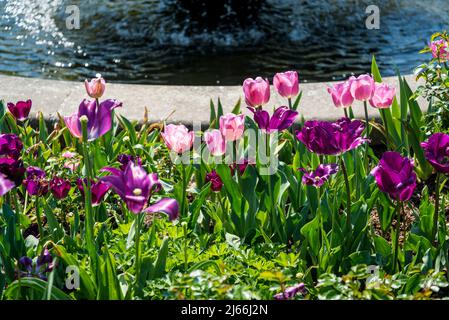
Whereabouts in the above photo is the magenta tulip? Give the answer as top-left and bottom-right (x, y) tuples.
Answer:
(85, 74), (106, 99)
(50, 177), (71, 199)
(0, 134), (23, 159)
(161, 124), (195, 154)
(7, 99), (32, 121)
(117, 154), (142, 171)
(64, 99), (122, 141)
(0, 173), (15, 196)
(101, 162), (177, 220)
(296, 117), (368, 156)
(430, 39), (449, 62)
(242, 77), (270, 107)
(349, 74), (375, 101)
(369, 83), (396, 109)
(250, 106), (298, 133)
(273, 71), (299, 99)
(327, 81), (354, 108)
(76, 178), (110, 206)
(371, 151), (417, 201)
(204, 129), (226, 156)
(23, 166), (49, 196)
(299, 163), (339, 188)
(219, 113), (245, 142)
(421, 133), (449, 174)
(205, 170), (223, 192)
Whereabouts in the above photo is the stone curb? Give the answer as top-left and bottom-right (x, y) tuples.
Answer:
(0, 74), (423, 126)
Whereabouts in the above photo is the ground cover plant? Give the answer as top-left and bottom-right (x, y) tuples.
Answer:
(1, 32), (449, 300)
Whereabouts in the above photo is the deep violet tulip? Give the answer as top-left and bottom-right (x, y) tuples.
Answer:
(7, 99), (32, 121)
(50, 177), (71, 199)
(76, 178), (110, 206)
(250, 106), (298, 133)
(371, 151), (417, 201)
(299, 163), (339, 187)
(296, 117), (368, 155)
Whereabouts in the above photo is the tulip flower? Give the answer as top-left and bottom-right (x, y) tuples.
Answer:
(0, 134), (23, 159)
(230, 158), (255, 176)
(161, 124), (195, 154)
(23, 166), (49, 196)
(19, 248), (54, 280)
(0, 158), (25, 186)
(7, 99), (32, 122)
(349, 74), (375, 101)
(421, 132), (449, 241)
(62, 151), (80, 171)
(299, 163), (339, 188)
(242, 77), (270, 107)
(50, 177), (71, 199)
(369, 83), (396, 109)
(0, 173), (15, 196)
(117, 154), (142, 170)
(85, 74), (106, 99)
(371, 152), (417, 202)
(273, 71), (299, 99)
(219, 113), (245, 142)
(421, 133), (449, 174)
(430, 39), (449, 62)
(76, 178), (110, 206)
(205, 170), (223, 192)
(296, 117), (368, 156)
(371, 151), (416, 271)
(327, 81), (354, 109)
(204, 129), (226, 156)
(64, 99), (122, 141)
(250, 106), (298, 134)
(273, 283), (306, 300)
(100, 162), (177, 219)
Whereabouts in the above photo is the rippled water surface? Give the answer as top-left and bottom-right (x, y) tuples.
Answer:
(0, 0), (448, 85)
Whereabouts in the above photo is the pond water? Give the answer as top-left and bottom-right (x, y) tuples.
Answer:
(0, 0), (448, 85)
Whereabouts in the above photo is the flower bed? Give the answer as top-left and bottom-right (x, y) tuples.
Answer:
(1, 33), (449, 300)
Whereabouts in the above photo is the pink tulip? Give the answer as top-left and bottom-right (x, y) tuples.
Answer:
(369, 83), (396, 109)
(84, 74), (106, 99)
(219, 113), (245, 142)
(242, 77), (270, 107)
(161, 124), (194, 154)
(327, 81), (354, 108)
(204, 129), (226, 156)
(273, 71), (299, 99)
(349, 74), (375, 101)
(430, 39), (449, 62)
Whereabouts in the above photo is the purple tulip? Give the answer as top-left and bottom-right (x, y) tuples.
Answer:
(19, 248), (54, 280)
(50, 177), (71, 199)
(205, 170), (223, 192)
(23, 166), (49, 196)
(229, 158), (255, 176)
(100, 162), (176, 218)
(421, 133), (449, 174)
(7, 100), (32, 122)
(0, 173), (15, 196)
(0, 158), (25, 186)
(144, 198), (179, 221)
(117, 154), (142, 170)
(76, 178), (110, 206)
(299, 163), (339, 187)
(0, 134), (23, 159)
(296, 117), (368, 155)
(371, 151), (417, 202)
(64, 99), (122, 141)
(250, 106), (298, 133)
(274, 283), (306, 300)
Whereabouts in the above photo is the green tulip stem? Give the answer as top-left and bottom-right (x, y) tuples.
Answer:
(432, 172), (441, 245)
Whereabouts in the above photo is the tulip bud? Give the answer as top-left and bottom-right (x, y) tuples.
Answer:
(273, 71), (299, 99)
(85, 74), (106, 99)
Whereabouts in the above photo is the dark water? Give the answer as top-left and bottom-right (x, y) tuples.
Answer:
(0, 0), (448, 85)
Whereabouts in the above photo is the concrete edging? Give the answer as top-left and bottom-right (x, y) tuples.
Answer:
(0, 74), (423, 126)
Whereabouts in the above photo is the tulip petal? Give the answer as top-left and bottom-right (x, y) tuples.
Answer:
(145, 198), (179, 221)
